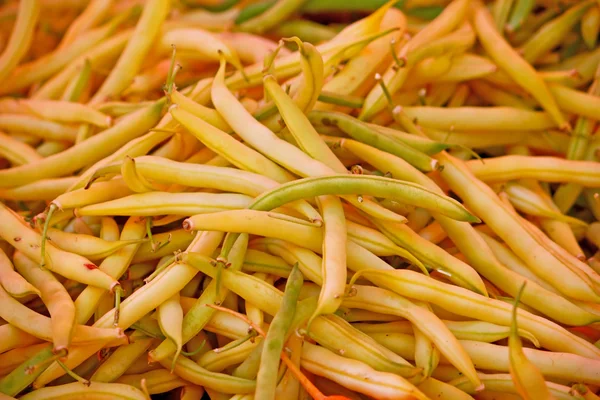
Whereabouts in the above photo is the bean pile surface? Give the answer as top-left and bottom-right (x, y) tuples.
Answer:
(0, 0), (600, 399)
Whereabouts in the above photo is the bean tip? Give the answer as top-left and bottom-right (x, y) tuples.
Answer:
(182, 219), (193, 231)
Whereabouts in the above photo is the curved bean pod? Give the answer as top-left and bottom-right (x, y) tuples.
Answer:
(148, 234), (249, 363)
(13, 251), (76, 353)
(349, 269), (600, 359)
(34, 231), (224, 388)
(400, 106), (556, 131)
(0, 0), (39, 84)
(21, 99), (111, 127)
(301, 342), (428, 400)
(438, 152), (600, 303)
(159, 355), (256, 394)
(0, 131), (42, 166)
(0, 247), (40, 299)
(0, 203), (118, 291)
(359, 0), (469, 121)
(472, 0), (569, 130)
(0, 284), (124, 347)
(245, 175), (478, 222)
(171, 107), (295, 183)
(508, 284), (554, 400)
(520, 1), (595, 64)
(342, 284), (481, 389)
(115, 368), (188, 394)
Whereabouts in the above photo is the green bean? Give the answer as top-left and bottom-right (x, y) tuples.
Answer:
(493, 0), (515, 33)
(255, 265), (303, 400)
(309, 110), (438, 172)
(503, 182), (587, 226)
(182, 254), (420, 378)
(247, 175), (477, 222)
(354, 320), (540, 346)
(367, 124), (450, 155)
(212, 55), (401, 224)
(553, 64), (600, 213)
(264, 79), (341, 172)
(506, 0), (535, 32)
(250, 238), (324, 284)
(317, 91), (364, 108)
(233, 340), (265, 380)
(242, 249), (293, 278)
(300, 341), (428, 400)
(33, 231), (224, 388)
(164, 355), (257, 395)
(0, 345), (62, 397)
(237, 0), (305, 34)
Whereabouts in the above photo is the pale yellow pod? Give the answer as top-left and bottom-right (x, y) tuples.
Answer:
(160, 28), (244, 71)
(0, 114), (78, 142)
(89, 0), (171, 104)
(58, 0), (115, 50)
(301, 342), (429, 400)
(471, 0), (569, 130)
(157, 292), (184, 370)
(34, 231), (224, 387)
(91, 337), (155, 382)
(0, 131), (42, 166)
(0, 0), (39, 84)
(21, 100), (111, 127)
(12, 251), (76, 353)
(19, 382), (149, 400)
(45, 228), (146, 261)
(0, 247), (40, 299)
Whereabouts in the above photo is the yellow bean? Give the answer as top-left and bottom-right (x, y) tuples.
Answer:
(0, 0), (39, 85)
(89, 0), (170, 104)
(12, 251), (76, 352)
(400, 106), (556, 131)
(0, 203), (118, 291)
(471, 0), (569, 130)
(300, 341), (429, 400)
(0, 247), (40, 299)
(58, 0), (115, 50)
(115, 368), (188, 395)
(437, 152), (600, 303)
(19, 382), (149, 400)
(360, 0), (470, 120)
(349, 269), (600, 358)
(0, 131), (42, 166)
(20, 99), (111, 128)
